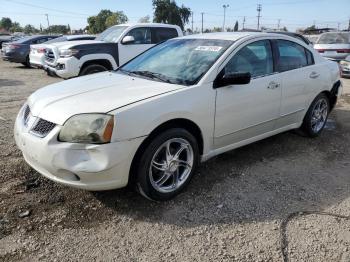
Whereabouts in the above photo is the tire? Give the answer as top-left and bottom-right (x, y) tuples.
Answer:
(22, 56), (31, 67)
(79, 64), (108, 76)
(301, 93), (330, 137)
(135, 128), (199, 201)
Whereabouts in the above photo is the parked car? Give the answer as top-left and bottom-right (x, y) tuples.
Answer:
(314, 32), (350, 61)
(15, 32), (341, 200)
(340, 55), (350, 77)
(1, 35), (60, 66)
(266, 31), (313, 46)
(0, 34), (13, 48)
(30, 35), (95, 68)
(43, 23), (183, 79)
(304, 34), (320, 45)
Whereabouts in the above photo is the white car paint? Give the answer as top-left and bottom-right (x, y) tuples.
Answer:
(15, 32), (341, 192)
(44, 23), (182, 79)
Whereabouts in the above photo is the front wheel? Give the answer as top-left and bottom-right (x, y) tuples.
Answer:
(301, 93), (330, 137)
(79, 64), (108, 76)
(136, 128), (199, 201)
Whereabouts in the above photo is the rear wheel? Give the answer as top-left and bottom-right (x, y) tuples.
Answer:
(79, 64), (108, 76)
(135, 128), (199, 201)
(301, 93), (330, 137)
(22, 55), (30, 67)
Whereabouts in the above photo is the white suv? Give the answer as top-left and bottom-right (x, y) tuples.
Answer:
(43, 23), (182, 79)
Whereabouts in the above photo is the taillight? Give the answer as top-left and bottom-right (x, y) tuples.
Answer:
(316, 49), (325, 53)
(336, 49), (350, 53)
(9, 44), (20, 49)
(37, 48), (46, 53)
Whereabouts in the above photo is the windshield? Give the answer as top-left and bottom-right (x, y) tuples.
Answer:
(96, 26), (127, 42)
(120, 39), (233, 86)
(317, 33), (350, 44)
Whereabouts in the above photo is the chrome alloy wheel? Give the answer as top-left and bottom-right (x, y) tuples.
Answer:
(149, 138), (194, 193)
(311, 98), (328, 133)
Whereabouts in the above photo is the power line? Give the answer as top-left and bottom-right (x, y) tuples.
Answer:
(3, 0), (90, 16)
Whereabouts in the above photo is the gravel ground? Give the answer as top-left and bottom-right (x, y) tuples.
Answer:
(0, 60), (350, 262)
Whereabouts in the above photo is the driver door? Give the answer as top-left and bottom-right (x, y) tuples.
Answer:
(118, 27), (153, 66)
(214, 40), (282, 148)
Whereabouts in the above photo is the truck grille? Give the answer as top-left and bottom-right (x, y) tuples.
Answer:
(45, 48), (55, 63)
(30, 118), (56, 137)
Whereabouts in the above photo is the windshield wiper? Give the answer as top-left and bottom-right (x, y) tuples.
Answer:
(130, 70), (173, 83)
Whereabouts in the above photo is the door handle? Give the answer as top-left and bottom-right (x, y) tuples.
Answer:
(309, 72), (320, 79)
(267, 81), (280, 89)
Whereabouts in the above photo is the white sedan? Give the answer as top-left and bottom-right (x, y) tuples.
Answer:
(15, 32), (342, 201)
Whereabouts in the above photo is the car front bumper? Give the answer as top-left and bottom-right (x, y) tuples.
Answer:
(44, 57), (80, 79)
(14, 106), (145, 191)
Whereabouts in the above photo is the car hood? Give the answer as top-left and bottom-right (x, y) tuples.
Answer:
(48, 40), (103, 49)
(28, 72), (183, 125)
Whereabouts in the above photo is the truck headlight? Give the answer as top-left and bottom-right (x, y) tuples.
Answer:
(59, 49), (79, 58)
(59, 114), (114, 144)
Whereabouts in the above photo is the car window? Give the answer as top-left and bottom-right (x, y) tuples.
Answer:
(151, 28), (178, 44)
(125, 27), (151, 44)
(224, 40), (273, 78)
(305, 49), (314, 65)
(33, 38), (48, 44)
(276, 40), (308, 72)
(317, 33), (350, 44)
(96, 26), (128, 43)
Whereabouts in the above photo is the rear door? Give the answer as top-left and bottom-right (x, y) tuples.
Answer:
(273, 39), (321, 128)
(118, 27), (152, 65)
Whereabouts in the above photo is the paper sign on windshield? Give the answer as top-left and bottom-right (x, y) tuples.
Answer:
(195, 46), (223, 52)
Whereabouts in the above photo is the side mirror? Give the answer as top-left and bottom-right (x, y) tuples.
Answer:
(214, 72), (251, 88)
(121, 35), (135, 44)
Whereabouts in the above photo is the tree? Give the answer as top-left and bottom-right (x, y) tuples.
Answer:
(10, 22), (22, 33)
(44, 25), (70, 34)
(23, 24), (38, 34)
(234, 21), (239, 32)
(105, 12), (128, 28)
(152, 0), (191, 30)
(138, 15), (150, 23)
(87, 10), (128, 34)
(0, 17), (12, 31)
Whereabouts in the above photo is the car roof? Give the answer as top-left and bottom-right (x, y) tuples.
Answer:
(179, 32), (278, 41)
(113, 23), (181, 29)
(65, 35), (94, 40)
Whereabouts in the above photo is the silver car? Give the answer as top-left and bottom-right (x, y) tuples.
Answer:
(340, 55), (350, 77)
(314, 32), (350, 61)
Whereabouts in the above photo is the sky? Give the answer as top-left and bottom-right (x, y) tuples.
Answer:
(0, 0), (349, 32)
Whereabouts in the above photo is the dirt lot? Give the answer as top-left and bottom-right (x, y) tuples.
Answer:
(0, 59), (350, 262)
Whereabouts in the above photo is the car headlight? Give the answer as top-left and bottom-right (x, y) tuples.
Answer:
(340, 60), (350, 66)
(59, 49), (79, 58)
(58, 114), (114, 144)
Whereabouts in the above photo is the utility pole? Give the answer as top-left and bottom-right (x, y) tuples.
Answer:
(45, 14), (50, 34)
(277, 19), (281, 30)
(242, 16), (246, 30)
(222, 4), (229, 32)
(348, 18), (350, 31)
(337, 22), (340, 31)
(257, 4), (262, 30)
(191, 12), (194, 33)
(201, 12), (204, 33)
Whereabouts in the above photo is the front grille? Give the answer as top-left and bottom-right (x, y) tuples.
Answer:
(45, 48), (55, 63)
(23, 105), (30, 126)
(30, 118), (56, 137)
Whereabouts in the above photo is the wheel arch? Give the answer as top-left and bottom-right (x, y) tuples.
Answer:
(79, 59), (113, 74)
(128, 118), (204, 186)
(321, 80), (341, 111)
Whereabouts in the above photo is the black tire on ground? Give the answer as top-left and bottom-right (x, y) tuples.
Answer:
(22, 56), (31, 67)
(301, 93), (330, 137)
(135, 128), (200, 201)
(79, 64), (108, 76)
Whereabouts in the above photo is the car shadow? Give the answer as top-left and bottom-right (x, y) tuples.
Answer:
(92, 107), (350, 227)
(0, 79), (24, 87)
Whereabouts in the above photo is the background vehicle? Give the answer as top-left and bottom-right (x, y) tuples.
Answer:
(266, 31), (313, 46)
(340, 55), (350, 77)
(15, 32), (341, 201)
(43, 23), (183, 79)
(30, 35), (95, 68)
(0, 33), (13, 48)
(314, 32), (350, 60)
(1, 35), (60, 67)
